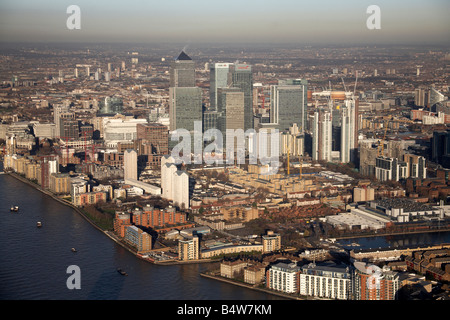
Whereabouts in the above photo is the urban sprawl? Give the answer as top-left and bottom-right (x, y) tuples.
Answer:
(1, 44), (450, 300)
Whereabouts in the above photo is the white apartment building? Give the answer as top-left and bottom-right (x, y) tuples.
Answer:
(299, 262), (351, 300)
(267, 262), (301, 294)
(124, 149), (138, 181)
(161, 155), (190, 209)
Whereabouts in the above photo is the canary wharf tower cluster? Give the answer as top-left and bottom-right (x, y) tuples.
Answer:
(168, 50), (358, 170)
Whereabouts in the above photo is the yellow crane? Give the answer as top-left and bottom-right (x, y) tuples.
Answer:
(377, 120), (389, 157)
(286, 145), (290, 175)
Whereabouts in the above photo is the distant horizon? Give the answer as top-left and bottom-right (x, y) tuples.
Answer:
(0, 40), (449, 49)
(1, 1), (449, 47)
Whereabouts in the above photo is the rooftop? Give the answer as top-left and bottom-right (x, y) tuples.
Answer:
(175, 51), (192, 61)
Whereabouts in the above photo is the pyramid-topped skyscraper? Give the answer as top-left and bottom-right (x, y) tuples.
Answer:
(170, 50), (195, 87)
(168, 50), (202, 154)
(175, 50), (192, 61)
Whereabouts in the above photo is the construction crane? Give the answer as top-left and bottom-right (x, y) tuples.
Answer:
(286, 143), (290, 175)
(353, 72), (358, 98)
(341, 77), (348, 93)
(377, 120), (389, 157)
(299, 154), (303, 180)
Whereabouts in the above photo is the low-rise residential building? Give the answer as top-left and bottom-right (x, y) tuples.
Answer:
(178, 236), (200, 261)
(244, 263), (267, 285)
(49, 173), (71, 194)
(124, 225), (152, 253)
(220, 260), (248, 279)
(73, 191), (107, 206)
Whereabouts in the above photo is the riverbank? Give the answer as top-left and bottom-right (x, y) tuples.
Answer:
(5, 172), (219, 267)
(6, 172), (105, 232)
(199, 272), (306, 301)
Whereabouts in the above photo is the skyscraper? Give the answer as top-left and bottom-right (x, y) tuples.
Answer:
(217, 87), (245, 153)
(270, 79), (308, 133)
(170, 51), (195, 88)
(169, 87), (202, 131)
(228, 64), (253, 132)
(169, 51), (202, 153)
(339, 98), (358, 163)
(124, 149), (138, 181)
(210, 62), (233, 111)
(312, 108), (332, 162)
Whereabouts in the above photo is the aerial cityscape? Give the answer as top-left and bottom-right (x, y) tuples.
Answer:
(1, 0), (449, 307)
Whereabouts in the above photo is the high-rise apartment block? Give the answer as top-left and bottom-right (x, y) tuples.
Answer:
(124, 149), (138, 181)
(161, 155), (190, 209)
(312, 108), (332, 162)
(339, 99), (355, 163)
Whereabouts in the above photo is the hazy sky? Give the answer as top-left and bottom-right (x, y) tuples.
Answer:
(0, 0), (449, 45)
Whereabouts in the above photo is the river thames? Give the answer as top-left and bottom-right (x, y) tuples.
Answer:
(0, 173), (282, 300)
(2, 172), (449, 300)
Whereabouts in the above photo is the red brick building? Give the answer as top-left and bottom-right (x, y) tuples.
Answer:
(132, 205), (187, 229)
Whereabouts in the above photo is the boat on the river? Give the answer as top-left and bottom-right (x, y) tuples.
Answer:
(117, 268), (128, 276)
(71, 248), (77, 252)
(36, 222), (42, 227)
(10, 205), (19, 212)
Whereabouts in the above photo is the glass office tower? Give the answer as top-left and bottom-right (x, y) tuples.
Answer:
(210, 62), (233, 111)
(270, 79), (308, 133)
(170, 51), (195, 88)
(228, 64), (253, 132)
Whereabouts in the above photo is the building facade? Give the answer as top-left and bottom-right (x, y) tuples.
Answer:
(210, 62), (233, 111)
(124, 225), (152, 253)
(312, 108), (332, 162)
(270, 79), (307, 133)
(352, 261), (400, 300)
(124, 149), (138, 181)
(178, 236), (199, 261)
(299, 263), (351, 300)
(266, 262), (301, 294)
(227, 64), (253, 132)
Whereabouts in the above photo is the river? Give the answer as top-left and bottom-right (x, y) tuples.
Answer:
(0, 173), (282, 300)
